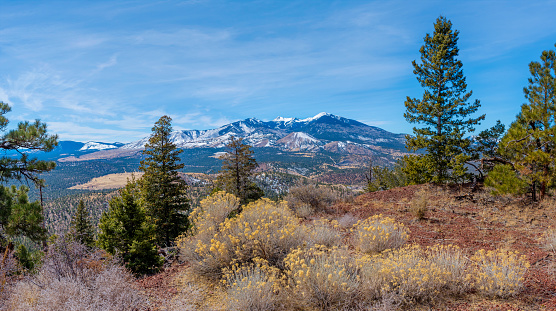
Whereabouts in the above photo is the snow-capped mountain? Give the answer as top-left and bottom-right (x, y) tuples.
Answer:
(119, 112), (405, 154)
(79, 141), (122, 151)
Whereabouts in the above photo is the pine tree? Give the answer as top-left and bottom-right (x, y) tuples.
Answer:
(404, 16), (484, 184)
(139, 115), (189, 247)
(0, 101), (57, 244)
(216, 136), (262, 204)
(97, 179), (162, 275)
(0, 185), (47, 243)
(486, 44), (556, 201)
(69, 200), (95, 247)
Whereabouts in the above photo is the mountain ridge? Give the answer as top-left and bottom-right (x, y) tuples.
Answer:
(50, 112), (408, 166)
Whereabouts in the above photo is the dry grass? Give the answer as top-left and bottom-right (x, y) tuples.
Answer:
(69, 172), (145, 190)
(410, 189), (428, 220)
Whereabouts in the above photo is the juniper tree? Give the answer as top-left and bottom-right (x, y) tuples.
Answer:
(69, 200), (95, 247)
(97, 179), (162, 275)
(0, 101), (57, 245)
(216, 136), (262, 204)
(139, 115), (189, 247)
(404, 16), (484, 184)
(486, 44), (556, 201)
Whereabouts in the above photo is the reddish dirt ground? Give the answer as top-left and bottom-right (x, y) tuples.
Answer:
(138, 184), (556, 310)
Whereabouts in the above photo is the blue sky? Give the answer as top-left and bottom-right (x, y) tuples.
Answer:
(1, 0), (556, 143)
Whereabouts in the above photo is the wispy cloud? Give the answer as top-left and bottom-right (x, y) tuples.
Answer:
(0, 0), (555, 142)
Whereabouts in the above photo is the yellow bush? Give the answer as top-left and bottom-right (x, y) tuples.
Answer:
(377, 244), (449, 303)
(352, 214), (409, 254)
(222, 258), (284, 311)
(284, 245), (360, 310)
(426, 244), (469, 295)
(178, 198), (306, 280)
(190, 191), (240, 234)
(468, 249), (530, 298)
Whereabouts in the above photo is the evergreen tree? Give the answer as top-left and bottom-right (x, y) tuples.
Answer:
(486, 44), (556, 201)
(0, 185), (47, 243)
(139, 115), (189, 247)
(0, 101), (57, 244)
(69, 200), (95, 247)
(404, 16), (484, 184)
(216, 136), (262, 204)
(97, 179), (162, 275)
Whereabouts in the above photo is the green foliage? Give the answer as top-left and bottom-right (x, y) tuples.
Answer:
(69, 200), (95, 247)
(473, 120), (506, 177)
(484, 164), (528, 196)
(14, 243), (41, 272)
(487, 44), (556, 201)
(139, 115), (190, 247)
(216, 136), (262, 204)
(366, 158), (409, 192)
(0, 101), (57, 244)
(0, 185), (47, 243)
(404, 16), (484, 184)
(97, 180), (162, 275)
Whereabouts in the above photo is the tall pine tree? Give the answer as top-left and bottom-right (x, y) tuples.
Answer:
(486, 44), (556, 201)
(404, 16), (484, 184)
(139, 116), (189, 247)
(216, 136), (262, 204)
(0, 101), (57, 245)
(97, 179), (162, 275)
(69, 200), (95, 247)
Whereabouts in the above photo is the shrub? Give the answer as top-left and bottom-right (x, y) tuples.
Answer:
(351, 215), (409, 254)
(468, 249), (530, 298)
(6, 236), (148, 310)
(190, 191), (240, 234)
(307, 219), (342, 248)
(337, 213), (358, 229)
(178, 198), (306, 280)
(376, 244), (448, 304)
(285, 184), (338, 213)
(284, 245), (360, 310)
(426, 244), (469, 295)
(410, 189), (428, 220)
(222, 258), (283, 311)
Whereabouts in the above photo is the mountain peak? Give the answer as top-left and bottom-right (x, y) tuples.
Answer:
(300, 112), (333, 122)
(273, 116), (296, 122)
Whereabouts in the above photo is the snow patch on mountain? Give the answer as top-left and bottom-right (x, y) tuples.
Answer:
(79, 142), (120, 151)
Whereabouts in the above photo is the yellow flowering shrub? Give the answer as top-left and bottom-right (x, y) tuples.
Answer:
(177, 192), (240, 280)
(376, 244), (449, 303)
(352, 214), (409, 254)
(284, 245), (361, 310)
(190, 191), (240, 234)
(222, 258), (284, 311)
(468, 249), (530, 298)
(178, 198), (306, 280)
(426, 244), (469, 295)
